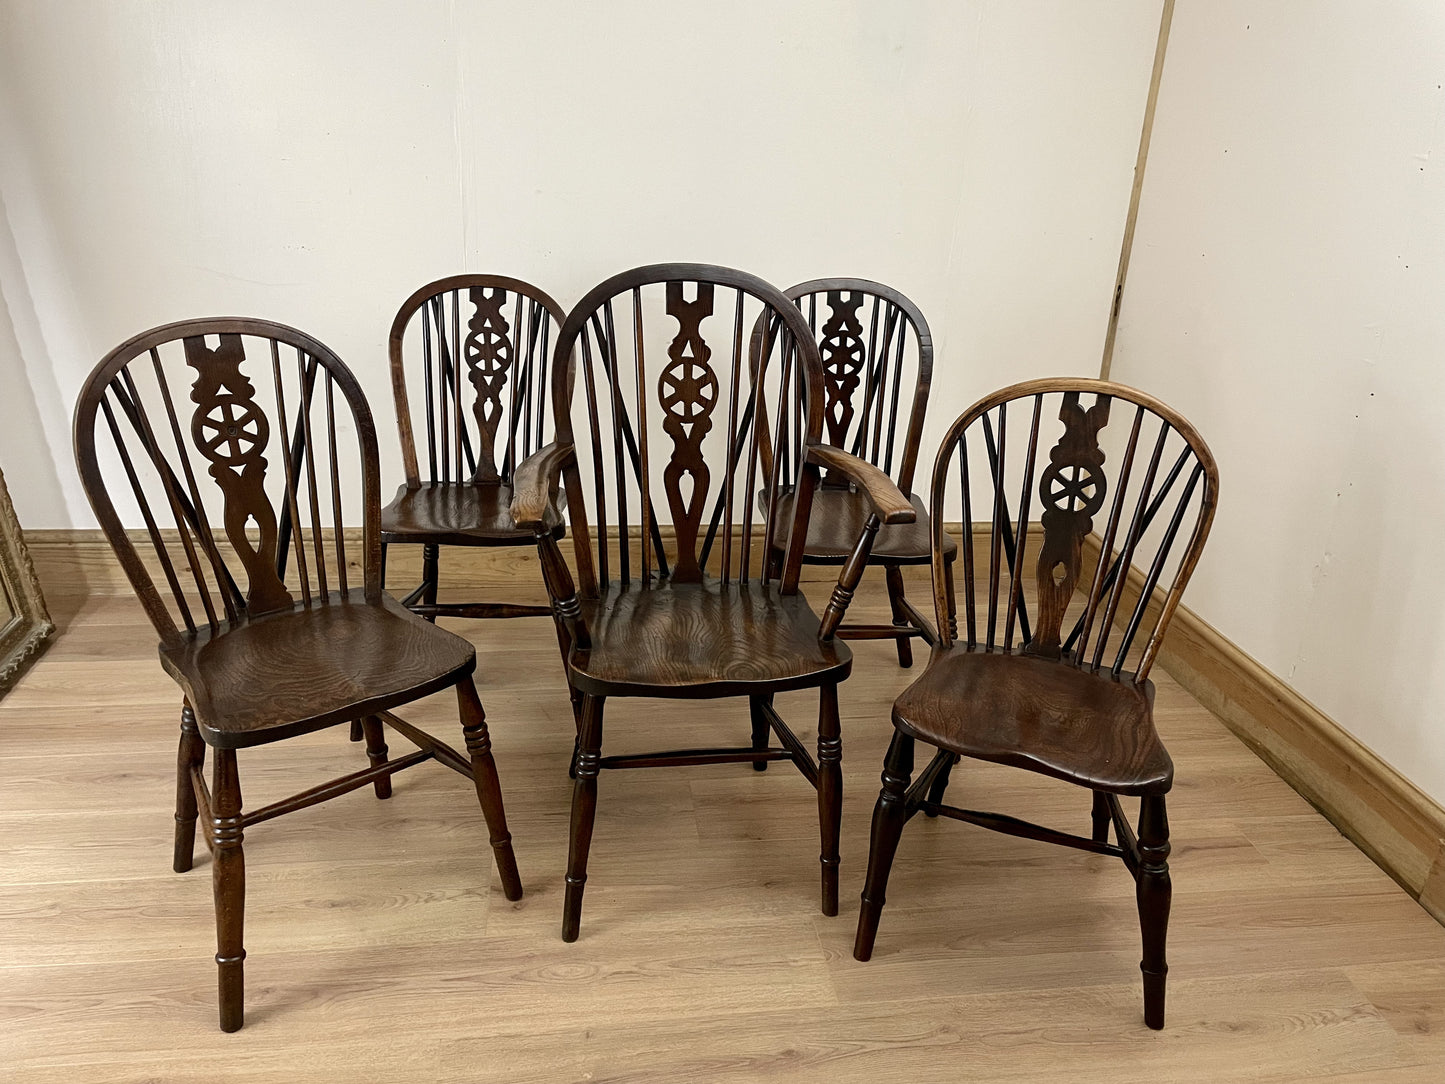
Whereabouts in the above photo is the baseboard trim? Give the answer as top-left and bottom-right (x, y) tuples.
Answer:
(1073, 533), (1445, 922)
(29, 523), (1445, 920)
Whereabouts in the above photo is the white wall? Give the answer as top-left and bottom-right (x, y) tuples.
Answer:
(0, 0), (1162, 529)
(1111, 1), (1445, 800)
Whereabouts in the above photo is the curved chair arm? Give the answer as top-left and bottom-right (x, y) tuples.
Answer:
(510, 441), (589, 651)
(510, 441), (575, 531)
(805, 444), (915, 525)
(803, 445), (915, 642)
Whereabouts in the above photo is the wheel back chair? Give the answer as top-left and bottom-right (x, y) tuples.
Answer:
(383, 274), (568, 622)
(851, 378), (1218, 1030)
(509, 264), (916, 940)
(755, 279), (950, 667)
(73, 319), (523, 1031)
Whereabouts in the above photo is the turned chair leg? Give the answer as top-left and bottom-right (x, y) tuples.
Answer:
(884, 565), (914, 668)
(457, 675), (522, 901)
(1091, 791), (1111, 843)
(854, 730), (914, 960)
(750, 693), (772, 772)
(563, 694), (605, 942)
(1136, 793), (1172, 1029)
(817, 683), (843, 916)
(421, 542), (440, 622)
(360, 715), (392, 799)
(210, 748), (246, 1032)
(174, 703), (205, 874)
(923, 753), (958, 816)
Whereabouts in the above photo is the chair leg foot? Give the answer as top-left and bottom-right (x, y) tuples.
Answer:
(1136, 793), (1171, 1030)
(854, 731), (913, 961)
(210, 749), (245, 1032)
(750, 694), (772, 772)
(361, 715), (392, 799)
(174, 703), (205, 874)
(817, 683), (842, 917)
(885, 565), (914, 668)
(563, 695), (604, 942)
(458, 676), (522, 901)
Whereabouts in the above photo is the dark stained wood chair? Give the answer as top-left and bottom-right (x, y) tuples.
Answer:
(509, 264), (915, 941)
(382, 274), (568, 622)
(72, 318), (523, 1032)
(754, 279), (951, 668)
(851, 378), (1218, 1030)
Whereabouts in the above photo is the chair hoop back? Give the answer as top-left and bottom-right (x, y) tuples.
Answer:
(73, 317), (383, 646)
(551, 263), (826, 594)
(928, 377), (1218, 682)
(388, 273), (569, 488)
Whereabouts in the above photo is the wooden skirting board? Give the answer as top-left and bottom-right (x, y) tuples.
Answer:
(26, 522), (1445, 924)
(1076, 533), (1445, 924)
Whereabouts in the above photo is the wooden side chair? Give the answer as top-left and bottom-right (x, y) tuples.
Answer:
(755, 279), (951, 667)
(851, 378), (1218, 1030)
(382, 274), (568, 621)
(72, 318), (523, 1031)
(509, 263), (915, 941)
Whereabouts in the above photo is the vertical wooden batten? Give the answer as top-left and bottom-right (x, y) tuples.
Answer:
(1099, 0), (1175, 382)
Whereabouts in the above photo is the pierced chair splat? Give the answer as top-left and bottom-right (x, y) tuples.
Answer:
(510, 264), (915, 941)
(72, 318), (523, 1032)
(850, 378), (1218, 1031)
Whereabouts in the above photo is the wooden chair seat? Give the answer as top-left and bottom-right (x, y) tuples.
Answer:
(569, 581), (852, 697)
(773, 489), (956, 564)
(892, 648), (1172, 795)
(159, 593), (474, 749)
(381, 481), (562, 547)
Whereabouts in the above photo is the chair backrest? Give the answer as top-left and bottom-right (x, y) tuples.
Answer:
(73, 318), (382, 647)
(389, 274), (568, 488)
(929, 378), (1218, 682)
(765, 278), (932, 496)
(551, 263), (826, 595)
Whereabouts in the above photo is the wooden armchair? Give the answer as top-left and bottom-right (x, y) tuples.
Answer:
(756, 278), (951, 667)
(509, 264), (915, 941)
(72, 319), (522, 1031)
(851, 378), (1218, 1030)
(382, 274), (568, 621)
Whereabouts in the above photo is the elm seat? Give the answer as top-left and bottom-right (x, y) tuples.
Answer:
(569, 582), (852, 698)
(773, 489), (956, 564)
(161, 594), (475, 749)
(381, 481), (562, 547)
(892, 648), (1172, 795)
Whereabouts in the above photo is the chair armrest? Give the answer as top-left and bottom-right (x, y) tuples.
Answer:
(805, 445), (915, 525)
(510, 442), (575, 531)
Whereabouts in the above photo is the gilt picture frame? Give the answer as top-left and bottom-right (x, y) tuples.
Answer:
(0, 465), (53, 694)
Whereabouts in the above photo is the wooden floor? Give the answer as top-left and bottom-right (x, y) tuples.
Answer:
(5, 573), (1445, 1083)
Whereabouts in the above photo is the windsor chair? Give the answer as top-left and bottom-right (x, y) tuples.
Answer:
(851, 378), (1218, 1030)
(382, 274), (568, 622)
(510, 264), (914, 941)
(757, 279), (951, 667)
(72, 318), (523, 1032)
